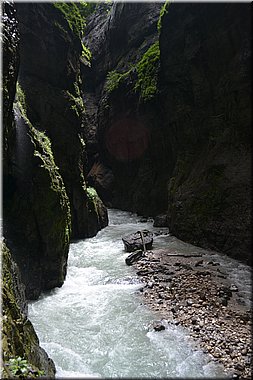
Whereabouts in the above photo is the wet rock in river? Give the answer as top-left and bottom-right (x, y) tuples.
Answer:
(125, 250), (143, 266)
(122, 230), (153, 252)
(153, 320), (166, 331)
(153, 214), (168, 227)
(230, 284), (239, 292)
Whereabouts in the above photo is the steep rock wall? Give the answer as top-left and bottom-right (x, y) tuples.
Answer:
(2, 3), (55, 377)
(16, 2), (108, 239)
(3, 2), (71, 300)
(159, 3), (251, 263)
(84, 2), (251, 263)
(83, 2), (166, 214)
(1, 242), (55, 378)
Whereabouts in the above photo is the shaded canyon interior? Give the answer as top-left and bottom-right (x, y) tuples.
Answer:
(1, 1), (251, 377)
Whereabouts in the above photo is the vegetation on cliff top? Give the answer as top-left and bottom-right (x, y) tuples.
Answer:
(53, 1), (94, 65)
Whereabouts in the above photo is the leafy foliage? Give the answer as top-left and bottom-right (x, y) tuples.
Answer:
(134, 41), (160, 101)
(4, 356), (45, 378)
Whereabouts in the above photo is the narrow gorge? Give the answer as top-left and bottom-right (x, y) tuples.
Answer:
(1, 1), (252, 379)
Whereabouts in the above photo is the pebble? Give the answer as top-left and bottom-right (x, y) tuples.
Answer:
(133, 251), (251, 379)
(230, 284), (239, 292)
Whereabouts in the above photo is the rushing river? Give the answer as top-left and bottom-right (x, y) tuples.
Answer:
(28, 209), (251, 378)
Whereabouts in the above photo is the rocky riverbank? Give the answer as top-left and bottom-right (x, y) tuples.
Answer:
(133, 246), (252, 378)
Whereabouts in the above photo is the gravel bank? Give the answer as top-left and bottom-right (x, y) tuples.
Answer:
(133, 248), (252, 378)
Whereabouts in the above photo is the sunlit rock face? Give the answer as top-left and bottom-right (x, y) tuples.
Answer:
(159, 3), (251, 263)
(16, 2), (108, 240)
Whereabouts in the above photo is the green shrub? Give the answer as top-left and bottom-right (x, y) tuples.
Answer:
(4, 356), (45, 378)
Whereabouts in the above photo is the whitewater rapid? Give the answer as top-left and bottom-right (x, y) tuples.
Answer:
(29, 209), (251, 378)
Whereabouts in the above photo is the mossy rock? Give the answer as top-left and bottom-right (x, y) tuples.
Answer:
(4, 84), (71, 299)
(1, 242), (56, 378)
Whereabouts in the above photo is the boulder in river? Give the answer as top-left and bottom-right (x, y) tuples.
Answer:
(153, 320), (166, 332)
(153, 214), (168, 227)
(122, 230), (153, 252)
(125, 250), (143, 266)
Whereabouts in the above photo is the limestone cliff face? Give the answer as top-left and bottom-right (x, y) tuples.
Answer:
(16, 2), (108, 239)
(2, 0), (19, 188)
(84, 2), (251, 263)
(2, 2), (55, 376)
(83, 2), (166, 214)
(159, 3), (251, 263)
(3, 1), (71, 301)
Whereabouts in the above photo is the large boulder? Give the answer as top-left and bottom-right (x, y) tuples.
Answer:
(122, 230), (153, 253)
(125, 250), (143, 266)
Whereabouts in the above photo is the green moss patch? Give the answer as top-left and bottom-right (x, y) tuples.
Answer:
(104, 69), (132, 93)
(53, 1), (93, 65)
(104, 42), (160, 103)
(157, 0), (170, 32)
(134, 41), (160, 101)
(65, 81), (85, 118)
(1, 242), (53, 378)
(15, 82), (71, 244)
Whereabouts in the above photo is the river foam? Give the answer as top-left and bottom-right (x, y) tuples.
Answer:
(28, 209), (233, 378)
